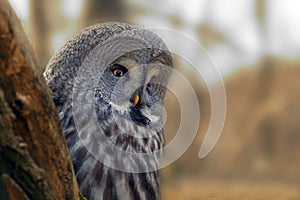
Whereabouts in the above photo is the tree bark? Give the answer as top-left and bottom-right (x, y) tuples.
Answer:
(0, 0), (79, 199)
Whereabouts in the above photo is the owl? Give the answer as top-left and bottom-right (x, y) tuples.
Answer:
(44, 22), (173, 200)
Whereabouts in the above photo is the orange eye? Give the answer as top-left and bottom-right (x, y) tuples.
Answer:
(113, 68), (124, 77)
(111, 64), (128, 77)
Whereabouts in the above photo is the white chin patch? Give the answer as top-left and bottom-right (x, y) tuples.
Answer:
(109, 101), (129, 114)
(141, 109), (160, 123)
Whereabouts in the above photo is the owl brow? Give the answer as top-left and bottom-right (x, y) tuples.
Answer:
(111, 58), (138, 71)
(149, 49), (171, 64)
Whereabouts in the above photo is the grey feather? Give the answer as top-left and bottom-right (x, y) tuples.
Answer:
(44, 22), (173, 200)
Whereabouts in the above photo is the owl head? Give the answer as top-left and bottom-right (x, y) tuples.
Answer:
(45, 22), (172, 128)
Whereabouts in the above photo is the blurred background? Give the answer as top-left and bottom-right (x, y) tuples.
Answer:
(9, 0), (300, 199)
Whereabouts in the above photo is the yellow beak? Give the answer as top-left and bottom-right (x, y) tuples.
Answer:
(133, 93), (139, 106)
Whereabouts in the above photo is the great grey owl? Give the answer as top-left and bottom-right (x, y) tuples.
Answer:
(44, 22), (173, 200)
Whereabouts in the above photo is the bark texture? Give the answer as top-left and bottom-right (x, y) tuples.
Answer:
(0, 0), (79, 199)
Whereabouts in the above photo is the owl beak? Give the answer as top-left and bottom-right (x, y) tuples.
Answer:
(133, 93), (140, 106)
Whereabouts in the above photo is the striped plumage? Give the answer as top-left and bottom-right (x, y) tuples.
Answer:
(60, 105), (163, 200)
(44, 23), (173, 200)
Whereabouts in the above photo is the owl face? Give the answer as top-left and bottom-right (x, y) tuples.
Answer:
(95, 48), (172, 128)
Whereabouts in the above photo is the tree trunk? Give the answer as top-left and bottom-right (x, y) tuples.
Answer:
(0, 0), (79, 199)
(81, 0), (126, 27)
(255, 0), (274, 99)
(29, 0), (57, 69)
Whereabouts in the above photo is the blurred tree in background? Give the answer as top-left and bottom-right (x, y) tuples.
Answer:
(29, 0), (60, 68)
(81, 0), (126, 26)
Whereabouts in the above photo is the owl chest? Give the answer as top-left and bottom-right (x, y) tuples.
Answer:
(62, 110), (163, 199)
(76, 157), (160, 200)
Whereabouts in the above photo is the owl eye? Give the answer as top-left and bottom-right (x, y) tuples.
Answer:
(111, 64), (128, 77)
